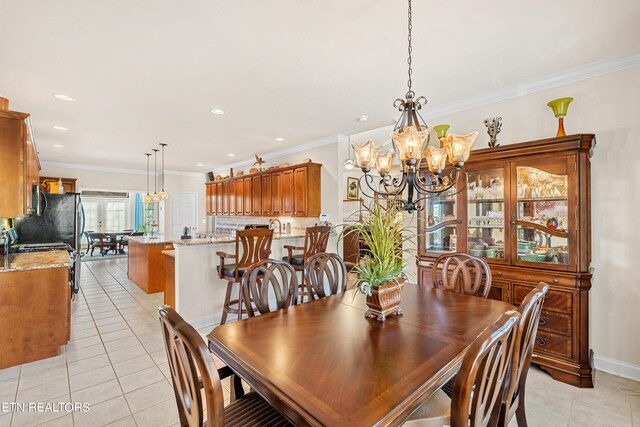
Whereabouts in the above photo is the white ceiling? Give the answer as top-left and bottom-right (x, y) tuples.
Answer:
(1, 0), (639, 172)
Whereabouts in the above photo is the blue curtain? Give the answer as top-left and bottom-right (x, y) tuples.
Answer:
(134, 193), (144, 231)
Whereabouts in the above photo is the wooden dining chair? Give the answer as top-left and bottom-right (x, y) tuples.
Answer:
(216, 228), (273, 325)
(405, 310), (521, 427)
(240, 259), (298, 317)
(282, 225), (331, 303)
(118, 231), (143, 253)
(431, 252), (492, 298)
(87, 232), (117, 256)
(157, 305), (291, 427)
(304, 252), (348, 300)
(499, 282), (549, 427)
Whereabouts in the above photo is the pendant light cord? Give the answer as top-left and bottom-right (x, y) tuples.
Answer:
(153, 149), (159, 194)
(145, 154), (150, 195)
(406, 0), (414, 98)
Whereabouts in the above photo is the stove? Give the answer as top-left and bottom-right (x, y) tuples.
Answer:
(15, 243), (73, 253)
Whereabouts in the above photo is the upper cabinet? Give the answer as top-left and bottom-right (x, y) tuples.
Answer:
(206, 163), (321, 217)
(0, 98), (40, 218)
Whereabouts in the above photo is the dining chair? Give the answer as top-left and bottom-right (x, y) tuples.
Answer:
(405, 310), (521, 427)
(431, 252), (492, 298)
(282, 225), (331, 303)
(87, 232), (117, 256)
(240, 259), (298, 317)
(499, 282), (549, 427)
(304, 252), (348, 300)
(216, 228), (273, 324)
(119, 231), (143, 253)
(157, 305), (291, 427)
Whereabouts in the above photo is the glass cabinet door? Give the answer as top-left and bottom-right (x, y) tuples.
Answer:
(513, 156), (573, 269)
(423, 187), (459, 255)
(466, 166), (508, 262)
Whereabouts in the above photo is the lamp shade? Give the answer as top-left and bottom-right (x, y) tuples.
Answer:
(433, 124), (450, 139)
(158, 191), (169, 201)
(143, 193), (154, 204)
(375, 150), (395, 175)
(352, 140), (379, 169)
(425, 146), (448, 174)
(391, 125), (431, 163)
(443, 131), (478, 166)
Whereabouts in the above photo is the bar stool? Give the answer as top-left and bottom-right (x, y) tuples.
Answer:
(216, 228), (273, 325)
(282, 225), (330, 303)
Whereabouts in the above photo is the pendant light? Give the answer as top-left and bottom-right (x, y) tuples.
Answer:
(350, 0), (478, 213)
(343, 136), (355, 170)
(143, 153), (153, 204)
(151, 149), (160, 202)
(158, 143), (169, 201)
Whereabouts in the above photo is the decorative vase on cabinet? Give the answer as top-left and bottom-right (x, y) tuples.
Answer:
(417, 134), (595, 388)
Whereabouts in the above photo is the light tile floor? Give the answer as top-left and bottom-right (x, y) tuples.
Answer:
(0, 258), (638, 426)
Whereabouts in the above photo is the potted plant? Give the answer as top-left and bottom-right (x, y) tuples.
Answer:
(341, 200), (412, 321)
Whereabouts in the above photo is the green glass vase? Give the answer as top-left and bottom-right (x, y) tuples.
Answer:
(547, 97), (573, 137)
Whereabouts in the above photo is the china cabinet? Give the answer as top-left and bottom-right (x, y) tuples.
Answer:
(418, 134), (595, 387)
(206, 163), (321, 218)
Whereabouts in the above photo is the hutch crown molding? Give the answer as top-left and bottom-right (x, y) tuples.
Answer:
(418, 134), (595, 388)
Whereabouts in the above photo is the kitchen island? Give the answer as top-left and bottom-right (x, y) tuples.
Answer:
(127, 236), (175, 294)
(171, 233), (306, 327)
(0, 250), (71, 369)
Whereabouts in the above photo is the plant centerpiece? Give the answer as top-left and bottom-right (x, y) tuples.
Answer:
(342, 201), (411, 321)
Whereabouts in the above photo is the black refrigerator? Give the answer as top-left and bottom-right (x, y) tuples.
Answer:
(14, 193), (84, 295)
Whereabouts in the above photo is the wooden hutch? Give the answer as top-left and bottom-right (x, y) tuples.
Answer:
(417, 134), (595, 388)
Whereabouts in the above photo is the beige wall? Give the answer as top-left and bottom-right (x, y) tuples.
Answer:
(40, 163), (207, 237)
(347, 66), (640, 378)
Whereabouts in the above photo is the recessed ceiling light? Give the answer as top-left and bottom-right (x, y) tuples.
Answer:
(228, 153), (236, 157)
(52, 125), (68, 131)
(52, 144), (64, 148)
(53, 94), (75, 102)
(357, 115), (369, 122)
(210, 108), (225, 115)
(275, 137), (285, 142)
(197, 163), (204, 167)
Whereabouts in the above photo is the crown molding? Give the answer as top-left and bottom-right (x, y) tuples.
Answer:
(213, 134), (342, 173)
(422, 50), (640, 119)
(40, 160), (205, 177)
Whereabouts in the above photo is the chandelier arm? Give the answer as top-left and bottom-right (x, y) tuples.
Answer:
(360, 171), (408, 198)
(412, 168), (462, 195)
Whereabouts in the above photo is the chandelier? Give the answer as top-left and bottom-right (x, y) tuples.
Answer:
(351, 0), (477, 213)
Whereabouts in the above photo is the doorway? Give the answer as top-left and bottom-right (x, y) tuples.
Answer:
(170, 192), (198, 237)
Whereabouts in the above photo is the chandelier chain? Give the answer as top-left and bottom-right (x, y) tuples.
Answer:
(406, 0), (414, 98)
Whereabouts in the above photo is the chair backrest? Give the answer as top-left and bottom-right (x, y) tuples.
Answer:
(451, 310), (521, 427)
(303, 226), (331, 261)
(158, 305), (225, 427)
(84, 232), (95, 244)
(305, 252), (348, 300)
(241, 259), (298, 317)
(234, 228), (274, 277)
(130, 231), (144, 236)
(432, 253), (492, 298)
(89, 232), (107, 241)
(503, 283), (548, 419)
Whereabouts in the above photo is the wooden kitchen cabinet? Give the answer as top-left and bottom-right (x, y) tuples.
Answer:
(0, 98), (40, 218)
(205, 162), (322, 218)
(261, 174), (272, 216)
(271, 171), (283, 215)
(128, 239), (174, 294)
(417, 134), (595, 388)
(251, 175), (262, 215)
(206, 183), (213, 215)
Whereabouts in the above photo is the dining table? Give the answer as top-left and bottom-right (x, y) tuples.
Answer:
(207, 283), (514, 427)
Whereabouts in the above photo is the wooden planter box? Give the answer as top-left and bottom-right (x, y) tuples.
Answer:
(364, 280), (404, 321)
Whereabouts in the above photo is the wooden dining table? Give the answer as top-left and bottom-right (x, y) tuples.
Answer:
(207, 283), (513, 427)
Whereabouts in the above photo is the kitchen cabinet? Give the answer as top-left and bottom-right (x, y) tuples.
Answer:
(206, 183), (213, 215)
(261, 174), (272, 215)
(128, 239), (174, 294)
(417, 134), (595, 388)
(40, 176), (77, 193)
(251, 175), (262, 215)
(271, 171), (282, 216)
(205, 162), (322, 218)
(0, 98), (40, 218)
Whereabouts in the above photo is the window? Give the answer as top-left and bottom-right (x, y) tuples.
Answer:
(106, 202), (127, 232)
(83, 202), (99, 232)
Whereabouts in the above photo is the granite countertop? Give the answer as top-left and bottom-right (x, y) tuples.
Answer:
(0, 250), (71, 273)
(161, 250), (176, 257)
(173, 233), (306, 246)
(128, 235), (174, 245)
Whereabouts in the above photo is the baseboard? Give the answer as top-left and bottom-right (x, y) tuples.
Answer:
(593, 355), (640, 382)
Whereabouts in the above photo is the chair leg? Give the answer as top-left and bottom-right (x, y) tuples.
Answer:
(220, 280), (234, 325)
(515, 388), (527, 427)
